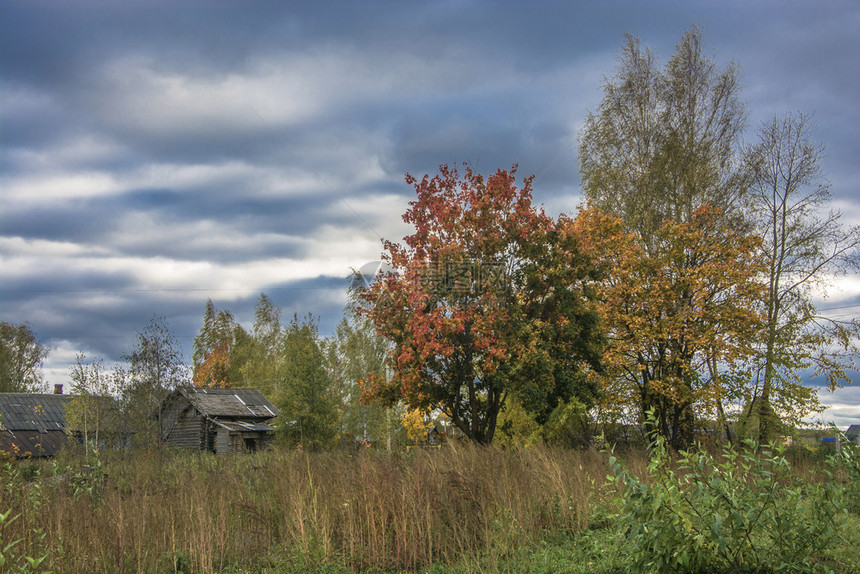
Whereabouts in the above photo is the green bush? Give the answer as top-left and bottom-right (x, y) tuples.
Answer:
(829, 432), (860, 514)
(0, 509), (51, 573)
(608, 424), (848, 573)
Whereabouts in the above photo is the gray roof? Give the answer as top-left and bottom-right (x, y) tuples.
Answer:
(0, 393), (73, 432)
(846, 425), (860, 436)
(177, 387), (279, 419)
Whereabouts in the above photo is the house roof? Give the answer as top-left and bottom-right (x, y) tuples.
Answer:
(176, 387), (279, 420)
(846, 425), (860, 436)
(0, 393), (73, 432)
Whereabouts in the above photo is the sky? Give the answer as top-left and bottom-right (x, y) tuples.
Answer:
(2, 1), (859, 425)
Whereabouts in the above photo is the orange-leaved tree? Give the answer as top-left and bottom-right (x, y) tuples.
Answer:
(574, 204), (765, 449)
(359, 164), (603, 444)
(192, 339), (231, 388)
(192, 299), (251, 388)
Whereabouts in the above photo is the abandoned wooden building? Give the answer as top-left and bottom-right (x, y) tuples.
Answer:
(159, 387), (279, 453)
(0, 391), (73, 458)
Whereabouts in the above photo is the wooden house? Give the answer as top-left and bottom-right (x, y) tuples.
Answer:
(846, 425), (860, 445)
(0, 387), (125, 457)
(0, 391), (73, 458)
(159, 387), (279, 454)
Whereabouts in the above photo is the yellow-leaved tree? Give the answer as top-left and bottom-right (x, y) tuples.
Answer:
(573, 205), (765, 449)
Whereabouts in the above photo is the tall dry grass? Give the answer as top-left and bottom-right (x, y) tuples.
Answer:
(0, 443), (635, 573)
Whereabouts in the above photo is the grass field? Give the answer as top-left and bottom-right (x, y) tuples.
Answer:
(1, 442), (857, 573)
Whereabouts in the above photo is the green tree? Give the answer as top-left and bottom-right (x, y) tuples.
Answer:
(277, 314), (338, 451)
(326, 279), (401, 449)
(67, 353), (122, 454)
(742, 112), (860, 440)
(192, 299), (233, 379)
(0, 322), (49, 393)
(121, 315), (189, 446)
(239, 294), (284, 398)
(579, 26), (747, 248)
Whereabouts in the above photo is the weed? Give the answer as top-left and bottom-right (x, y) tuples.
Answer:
(608, 422), (849, 573)
(0, 508), (51, 573)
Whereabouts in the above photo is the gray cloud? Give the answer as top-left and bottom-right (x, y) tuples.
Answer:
(1, 1), (858, 426)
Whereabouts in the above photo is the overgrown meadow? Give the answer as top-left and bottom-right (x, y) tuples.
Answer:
(2, 439), (860, 574)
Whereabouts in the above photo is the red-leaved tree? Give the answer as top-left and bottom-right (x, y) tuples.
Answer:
(359, 164), (603, 444)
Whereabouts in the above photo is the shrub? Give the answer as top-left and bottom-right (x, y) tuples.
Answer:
(608, 423), (848, 573)
(829, 430), (860, 513)
(0, 509), (51, 573)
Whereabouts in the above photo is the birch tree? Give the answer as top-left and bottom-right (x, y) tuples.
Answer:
(122, 315), (189, 445)
(579, 26), (747, 253)
(67, 353), (121, 454)
(743, 112), (860, 439)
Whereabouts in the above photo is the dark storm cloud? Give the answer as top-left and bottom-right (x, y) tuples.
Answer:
(0, 186), (321, 261)
(384, 107), (580, 198)
(0, 205), (111, 244)
(1, 269), (137, 306)
(1, 0), (858, 427)
(1, 2), (279, 83)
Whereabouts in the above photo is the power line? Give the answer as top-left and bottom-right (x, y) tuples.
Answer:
(818, 303), (860, 312)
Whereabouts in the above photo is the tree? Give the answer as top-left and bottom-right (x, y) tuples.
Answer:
(277, 314), (339, 451)
(579, 26), (747, 249)
(192, 299), (252, 388)
(193, 340), (232, 389)
(0, 322), (49, 393)
(67, 353), (122, 454)
(326, 282), (400, 448)
(574, 206), (765, 449)
(360, 164), (603, 444)
(743, 113), (860, 440)
(577, 27), (754, 446)
(239, 294), (284, 397)
(121, 315), (189, 445)
(190, 294), (287, 397)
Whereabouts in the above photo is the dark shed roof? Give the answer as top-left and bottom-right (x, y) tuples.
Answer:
(174, 387), (279, 419)
(0, 394), (73, 432)
(0, 394), (76, 458)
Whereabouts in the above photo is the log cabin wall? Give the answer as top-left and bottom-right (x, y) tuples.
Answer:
(161, 400), (207, 450)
